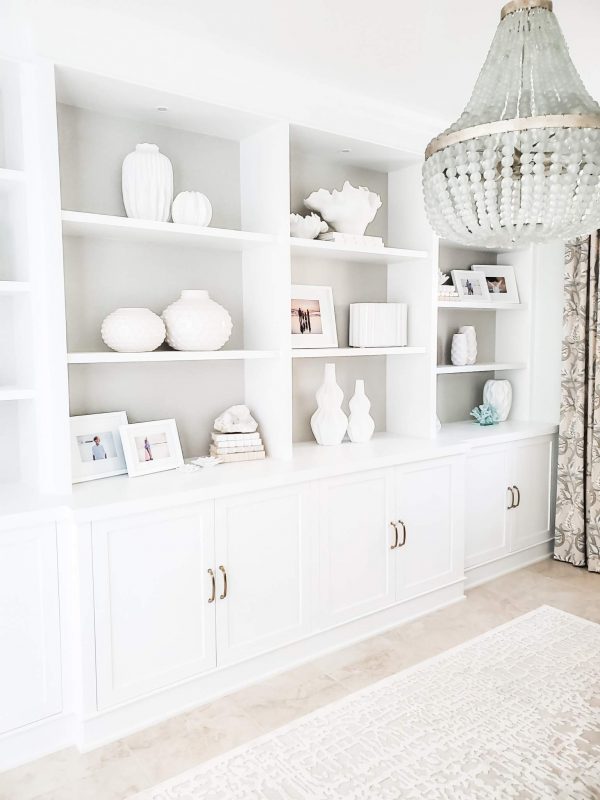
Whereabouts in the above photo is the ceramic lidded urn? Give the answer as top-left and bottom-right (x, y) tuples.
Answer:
(483, 379), (513, 422)
(101, 308), (166, 353)
(172, 191), (212, 226)
(162, 290), (232, 351)
(310, 363), (348, 446)
(122, 143), (173, 222)
(347, 379), (375, 443)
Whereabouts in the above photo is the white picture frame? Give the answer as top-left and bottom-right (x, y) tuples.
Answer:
(119, 418), (184, 478)
(291, 284), (338, 348)
(451, 269), (491, 302)
(70, 411), (129, 483)
(471, 265), (520, 303)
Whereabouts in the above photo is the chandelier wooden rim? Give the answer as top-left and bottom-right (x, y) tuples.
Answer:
(425, 114), (600, 160)
(500, 0), (552, 20)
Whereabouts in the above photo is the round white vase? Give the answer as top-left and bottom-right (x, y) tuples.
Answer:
(347, 379), (375, 443)
(162, 290), (233, 351)
(483, 379), (513, 421)
(451, 333), (468, 366)
(310, 363), (348, 446)
(122, 143), (173, 222)
(101, 308), (166, 353)
(172, 191), (212, 226)
(458, 325), (477, 365)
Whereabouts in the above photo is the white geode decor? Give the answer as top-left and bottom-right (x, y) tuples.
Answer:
(458, 325), (477, 366)
(451, 333), (468, 367)
(162, 290), (232, 351)
(101, 308), (166, 353)
(311, 363), (348, 446)
(483, 379), (513, 422)
(214, 405), (258, 434)
(347, 380), (375, 444)
(122, 143), (173, 222)
(172, 191), (212, 227)
(289, 212), (328, 239)
(304, 181), (382, 235)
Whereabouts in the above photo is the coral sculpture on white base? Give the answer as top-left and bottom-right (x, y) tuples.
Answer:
(290, 213), (328, 239)
(304, 181), (382, 235)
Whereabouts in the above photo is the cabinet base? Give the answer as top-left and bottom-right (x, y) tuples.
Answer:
(465, 540), (553, 590)
(0, 713), (75, 772)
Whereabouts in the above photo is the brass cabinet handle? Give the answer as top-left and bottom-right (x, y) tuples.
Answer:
(397, 520), (407, 547)
(390, 521), (399, 549)
(507, 486), (515, 510)
(219, 565), (228, 600)
(513, 485), (521, 508)
(207, 568), (216, 604)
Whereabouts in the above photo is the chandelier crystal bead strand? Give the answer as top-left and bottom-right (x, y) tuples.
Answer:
(423, 0), (600, 248)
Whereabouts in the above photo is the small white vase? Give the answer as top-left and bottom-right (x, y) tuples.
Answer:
(347, 380), (375, 443)
(310, 363), (348, 446)
(451, 333), (468, 366)
(458, 325), (477, 365)
(101, 308), (166, 353)
(172, 191), (212, 226)
(483, 379), (513, 421)
(162, 290), (232, 351)
(122, 143), (173, 222)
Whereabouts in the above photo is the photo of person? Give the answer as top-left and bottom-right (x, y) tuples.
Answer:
(486, 276), (508, 294)
(134, 432), (171, 463)
(458, 277), (484, 297)
(76, 431), (118, 464)
(291, 299), (323, 335)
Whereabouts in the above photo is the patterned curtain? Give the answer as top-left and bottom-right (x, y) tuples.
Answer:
(555, 234), (600, 572)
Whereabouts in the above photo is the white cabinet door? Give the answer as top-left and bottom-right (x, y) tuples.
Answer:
(395, 458), (464, 601)
(93, 503), (216, 710)
(464, 446), (512, 569)
(215, 484), (314, 667)
(510, 436), (555, 552)
(0, 523), (61, 734)
(317, 469), (395, 630)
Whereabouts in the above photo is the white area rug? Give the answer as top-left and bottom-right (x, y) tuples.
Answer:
(131, 607), (600, 800)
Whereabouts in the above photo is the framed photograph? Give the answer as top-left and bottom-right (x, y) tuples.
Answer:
(70, 411), (129, 483)
(119, 419), (184, 478)
(451, 269), (491, 302)
(471, 265), (520, 303)
(291, 284), (338, 348)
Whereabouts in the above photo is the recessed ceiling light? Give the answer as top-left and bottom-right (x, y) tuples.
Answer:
(156, 106), (168, 112)
(339, 148), (351, 154)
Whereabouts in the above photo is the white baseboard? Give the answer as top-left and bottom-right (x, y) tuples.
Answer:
(465, 540), (553, 590)
(0, 713), (75, 772)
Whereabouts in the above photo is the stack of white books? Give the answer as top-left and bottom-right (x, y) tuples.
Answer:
(209, 431), (265, 463)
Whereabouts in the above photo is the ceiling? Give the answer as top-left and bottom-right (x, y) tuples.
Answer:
(70, 0), (600, 126)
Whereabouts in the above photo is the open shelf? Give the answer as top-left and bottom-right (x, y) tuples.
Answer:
(292, 346), (426, 359)
(61, 211), (275, 251)
(436, 362), (526, 375)
(437, 301), (525, 310)
(290, 237), (427, 264)
(0, 281), (31, 294)
(67, 349), (279, 364)
(0, 387), (35, 401)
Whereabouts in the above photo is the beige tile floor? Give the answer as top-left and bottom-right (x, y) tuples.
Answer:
(1, 558), (598, 800)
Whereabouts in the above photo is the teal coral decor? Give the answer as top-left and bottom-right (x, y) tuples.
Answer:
(470, 404), (500, 426)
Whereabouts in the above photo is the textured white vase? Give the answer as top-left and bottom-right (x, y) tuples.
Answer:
(458, 325), (477, 365)
(162, 290), (233, 351)
(122, 143), (173, 222)
(451, 333), (468, 366)
(347, 380), (375, 443)
(172, 191), (212, 226)
(101, 308), (166, 353)
(310, 363), (348, 446)
(483, 379), (513, 422)
(349, 304), (407, 347)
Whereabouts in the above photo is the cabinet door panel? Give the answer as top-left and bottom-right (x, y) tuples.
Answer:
(511, 437), (555, 551)
(0, 523), (61, 734)
(464, 447), (511, 569)
(93, 503), (215, 710)
(215, 485), (313, 667)
(317, 469), (395, 629)
(395, 459), (463, 600)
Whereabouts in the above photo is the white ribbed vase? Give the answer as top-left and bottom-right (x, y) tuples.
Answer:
(451, 333), (468, 366)
(347, 380), (375, 443)
(458, 325), (477, 365)
(162, 290), (232, 351)
(122, 143), (173, 222)
(310, 363), (348, 446)
(483, 379), (513, 422)
(101, 308), (166, 353)
(172, 191), (212, 226)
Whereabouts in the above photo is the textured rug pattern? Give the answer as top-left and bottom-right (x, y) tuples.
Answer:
(131, 607), (600, 800)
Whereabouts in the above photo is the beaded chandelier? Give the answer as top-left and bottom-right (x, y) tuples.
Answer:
(423, 0), (600, 248)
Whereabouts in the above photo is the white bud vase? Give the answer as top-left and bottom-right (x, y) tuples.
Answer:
(458, 325), (477, 365)
(162, 290), (233, 351)
(310, 363), (348, 446)
(483, 379), (513, 421)
(101, 308), (166, 353)
(451, 333), (468, 366)
(347, 380), (375, 443)
(172, 191), (212, 226)
(122, 143), (173, 222)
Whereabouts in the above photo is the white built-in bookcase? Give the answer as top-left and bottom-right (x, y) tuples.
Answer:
(0, 60), (564, 500)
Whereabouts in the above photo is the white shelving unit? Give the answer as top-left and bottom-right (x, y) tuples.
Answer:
(292, 347), (426, 359)
(67, 350), (279, 363)
(436, 363), (526, 375)
(437, 301), (525, 311)
(289, 237), (427, 264)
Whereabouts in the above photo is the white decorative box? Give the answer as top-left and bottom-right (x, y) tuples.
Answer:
(349, 303), (408, 348)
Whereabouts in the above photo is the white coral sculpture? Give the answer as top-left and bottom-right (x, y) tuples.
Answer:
(304, 181), (382, 235)
(289, 212), (328, 239)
